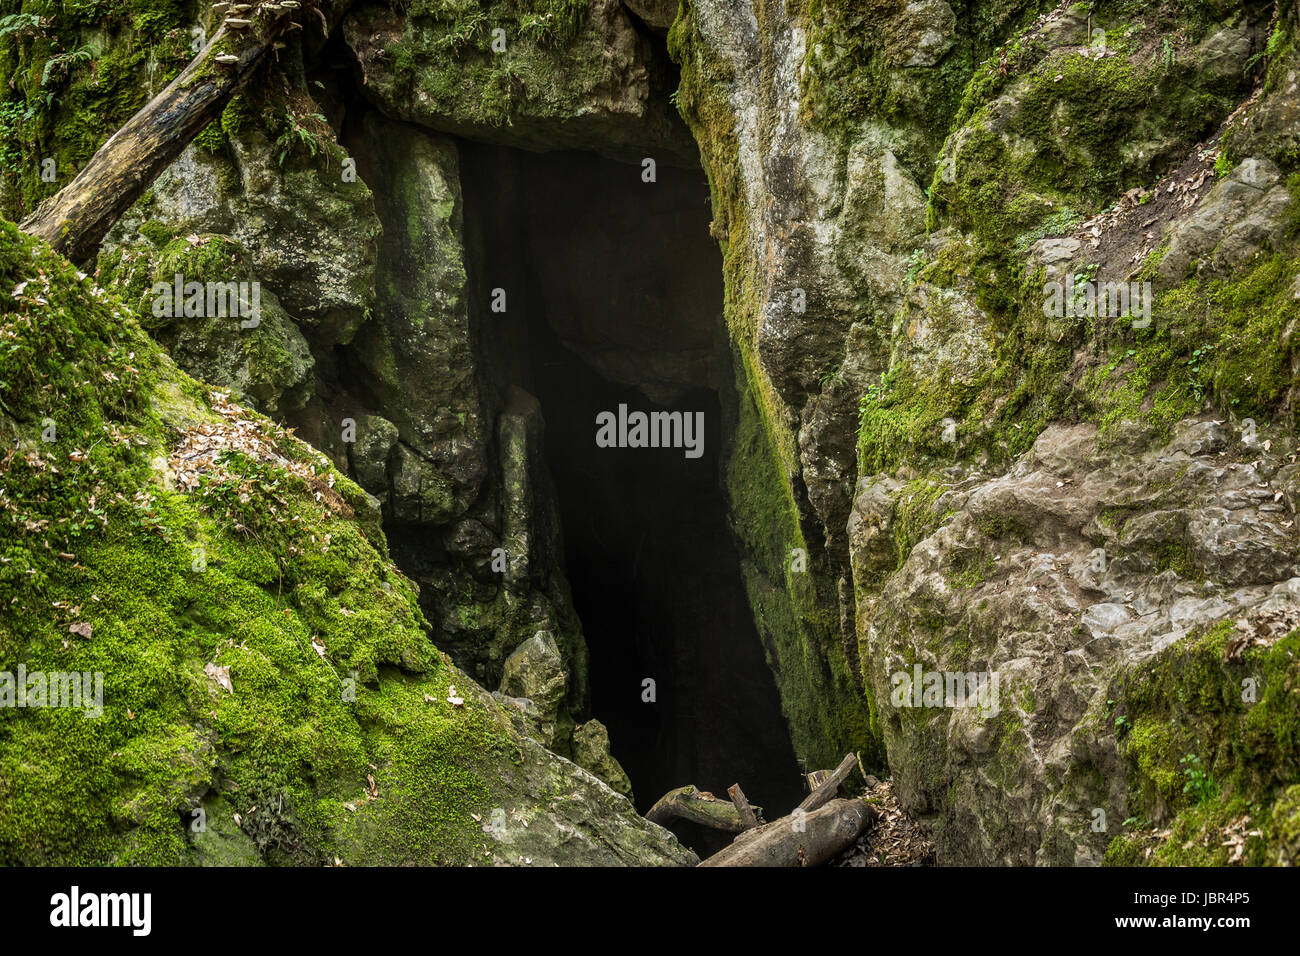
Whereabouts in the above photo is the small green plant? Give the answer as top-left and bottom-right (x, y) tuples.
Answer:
(1114, 713), (1131, 737)
(1066, 262), (1100, 315)
(1160, 37), (1176, 71)
(273, 115), (331, 166)
(1187, 343), (1215, 399)
(41, 44), (98, 91)
(1245, 22), (1287, 72)
(0, 12), (43, 40)
(819, 362), (846, 389)
(431, 11), (489, 52)
(904, 247), (926, 283)
(859, 379), (887, 409)
(1180, 753), (1217, 805)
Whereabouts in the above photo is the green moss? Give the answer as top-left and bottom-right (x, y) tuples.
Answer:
(795, 0), (1043, 171)
(0, 220), (510, 864)
(1270, 784), (1300, 864)
(726, 352), (883, 769)
(1089, 251), (1300, 439)
(1133, 236), (1172, 281)
(1102, 620), (1300, 866)
(854, 2), (1267, 478)
(1101, 832), (1145, 865)
(370, 0), (608, 133)
(0, 1), (196, 221)
(1154, 542), (1197, 578)
(1125, 717), (1182, 805)
(946, 549), (995, 590)
(990, 707), (1028, 790)
(932, 6), (1248, 249)
(1106, 795), (1275, 866)
(191, 116), (226, 155)
(973, 512), (1028, 542)
(864, 168), (1300, 478)
(858, 248), (1082, 474)
(857, 362), (971, 473)
(892, 479), (948, 569)
(136, 218), (174, 246)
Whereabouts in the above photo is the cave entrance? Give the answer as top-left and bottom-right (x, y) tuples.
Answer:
(460, 142), (804, 848)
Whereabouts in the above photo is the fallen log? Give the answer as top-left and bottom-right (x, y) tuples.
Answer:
(805, 768), (831, 792)
(798, 752), (859, 813)
(20, 27), (266, 263)
(698, 798), (877, 867)
(727, 782), (759, 830)
(19, 4), (338, 263)
(646, 785), (761, 833)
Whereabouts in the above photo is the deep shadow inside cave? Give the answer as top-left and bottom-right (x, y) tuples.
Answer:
(460, 142), (804, 849)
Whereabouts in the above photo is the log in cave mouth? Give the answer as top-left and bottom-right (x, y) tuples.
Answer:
(458, 141), (805, 849)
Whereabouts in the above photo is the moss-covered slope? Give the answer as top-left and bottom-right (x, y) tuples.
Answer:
(0, 220), (692, 865)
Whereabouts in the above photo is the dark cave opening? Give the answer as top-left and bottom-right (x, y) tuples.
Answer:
(460, 143), (805, 849)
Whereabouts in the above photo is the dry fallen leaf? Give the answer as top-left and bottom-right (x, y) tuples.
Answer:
(447, 685), (464, 707)
(204, 661), (233, 693)
(68, 622), (93, 639)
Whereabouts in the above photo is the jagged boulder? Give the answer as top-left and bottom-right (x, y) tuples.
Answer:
(1158, 158), (1292, 281)
(499, 631), (568, 748)
(855, 419), (1300, 865)
(572, 719), (635, 799)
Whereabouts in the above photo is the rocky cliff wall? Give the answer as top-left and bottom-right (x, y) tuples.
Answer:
(3, 0), (1300, 865)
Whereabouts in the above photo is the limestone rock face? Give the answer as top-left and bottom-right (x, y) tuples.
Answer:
(15, 0), (1300, 870)
(343, 0), (696, 163)
(417, 383), (591, 709)
(349, 115), (488, 526)
(673, 0), (1300, 865)
(854, 419), (1300, 864)
(1158, 158), (1292, 282)
(349, 414), (400, 499)
(104, 115), (380, 386)
(622, 0), (677, 33)
(100, 134), (374, 420)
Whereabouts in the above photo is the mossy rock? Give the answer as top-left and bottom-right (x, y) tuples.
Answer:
(1103, 620), (1300, 866)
